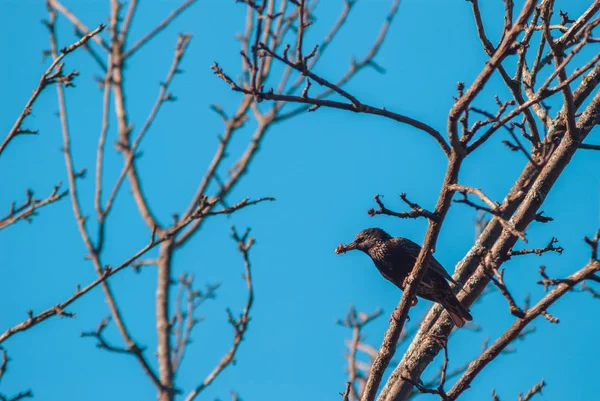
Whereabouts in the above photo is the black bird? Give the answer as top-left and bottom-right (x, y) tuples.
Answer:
(336, 228), (472, 327)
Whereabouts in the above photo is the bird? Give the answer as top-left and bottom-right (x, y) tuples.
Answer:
(335, 227), (472, 327)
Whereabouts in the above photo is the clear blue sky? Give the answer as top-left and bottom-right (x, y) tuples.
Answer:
(1, 1), (599, 400)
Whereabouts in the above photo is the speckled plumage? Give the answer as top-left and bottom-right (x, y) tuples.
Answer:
(339, 228), (472, 327)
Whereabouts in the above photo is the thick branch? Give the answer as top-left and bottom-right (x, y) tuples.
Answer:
(379, 78), (600, 401)
(446, 260), (599, 400)
(360, 151), (464, 401)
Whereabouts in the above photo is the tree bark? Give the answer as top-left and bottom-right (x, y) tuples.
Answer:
(379, 88), (600, 401)
(157, 239), (175, 401)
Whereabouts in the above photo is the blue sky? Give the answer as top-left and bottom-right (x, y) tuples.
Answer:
(1, 1), (599, 400)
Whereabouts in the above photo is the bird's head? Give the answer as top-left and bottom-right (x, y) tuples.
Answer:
(335, 228), (392, 254)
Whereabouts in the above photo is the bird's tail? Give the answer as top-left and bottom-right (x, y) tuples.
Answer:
(443, 295), (473, 328)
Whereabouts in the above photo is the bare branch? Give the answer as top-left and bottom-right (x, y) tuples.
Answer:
(0, 183), (68, 231)
(120, 0), (139, 45)
(124, 0), (198, 59)
(448, 0), (538, 150)
(402, 342), (450, 400)
(110, 1), (161, 233)
(46, 7), (164, 387)
(379, 62), (600, 401)
(360, 148), (465, 401)
(184, 227), (256, 401)
(341, 381), (352, 401)
(508, 238), (563, 258)
(584, 229), (600, 261)
(540, 2), (577, 138)
(446, 260), (599, 400)
(81, 317), (135, 354)
(211, 62), (450, 155)
(0, 194), (268, 346)
(518, 379), (546, 401)
(48, 0), (110, 51)
(338, 306), (383, 401)
(278, 0), (402, 121)
(0, 349), (7, 383)
(469, 0), (542, 145)
(581, 282), (600, 298)
(367, 194), (438, 222)
(0, 390), (33, 401)
(1, 23), (104, 157)
(102, 33), (192, 226)
(449, 184), (527, 242)
(488, 268), (526, 318)
(579, 143), (600, 150)
(172, 277), (219, 371)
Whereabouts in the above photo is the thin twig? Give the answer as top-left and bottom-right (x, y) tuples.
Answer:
(0, 196), (271, 345)
(48, 0), (110, 50)
(508, 238), (563, 258)
(367, 194), (438, 222)
(124, 0), (198, 59)
(0, 183), (68, 231)
(211, 62), (450, 155)
(518, 379), (546, 401)
(184, 227), (257, 401)
(103, 34), (192, 222)
(449, 184), (527, 242)
(338, 306), (383, 401)
(1, 23), (104, 157)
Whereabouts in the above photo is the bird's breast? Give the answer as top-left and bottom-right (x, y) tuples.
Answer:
(372, 259), (409, 290)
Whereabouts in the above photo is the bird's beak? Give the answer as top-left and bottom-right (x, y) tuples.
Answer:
(335, 242), (356, 254)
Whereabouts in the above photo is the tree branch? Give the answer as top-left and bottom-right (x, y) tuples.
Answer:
(0, 183), (68, 231)
(447, 259), (599, 400)
(184, 227), (256, 401)
(0, 196), (271, 346)
(123, 0), (198, 59)
(367, 194), (438, 222)
(1, 23), (104, 157)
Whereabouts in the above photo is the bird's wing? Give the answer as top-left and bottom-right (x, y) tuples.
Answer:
(429, 254), (461, 286)
(393, 237), (460, 286)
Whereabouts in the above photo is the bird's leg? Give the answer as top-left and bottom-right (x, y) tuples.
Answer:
(389, 297), (418, 323)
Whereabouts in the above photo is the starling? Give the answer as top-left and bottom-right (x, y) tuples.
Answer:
(335, 228), (472, 327)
